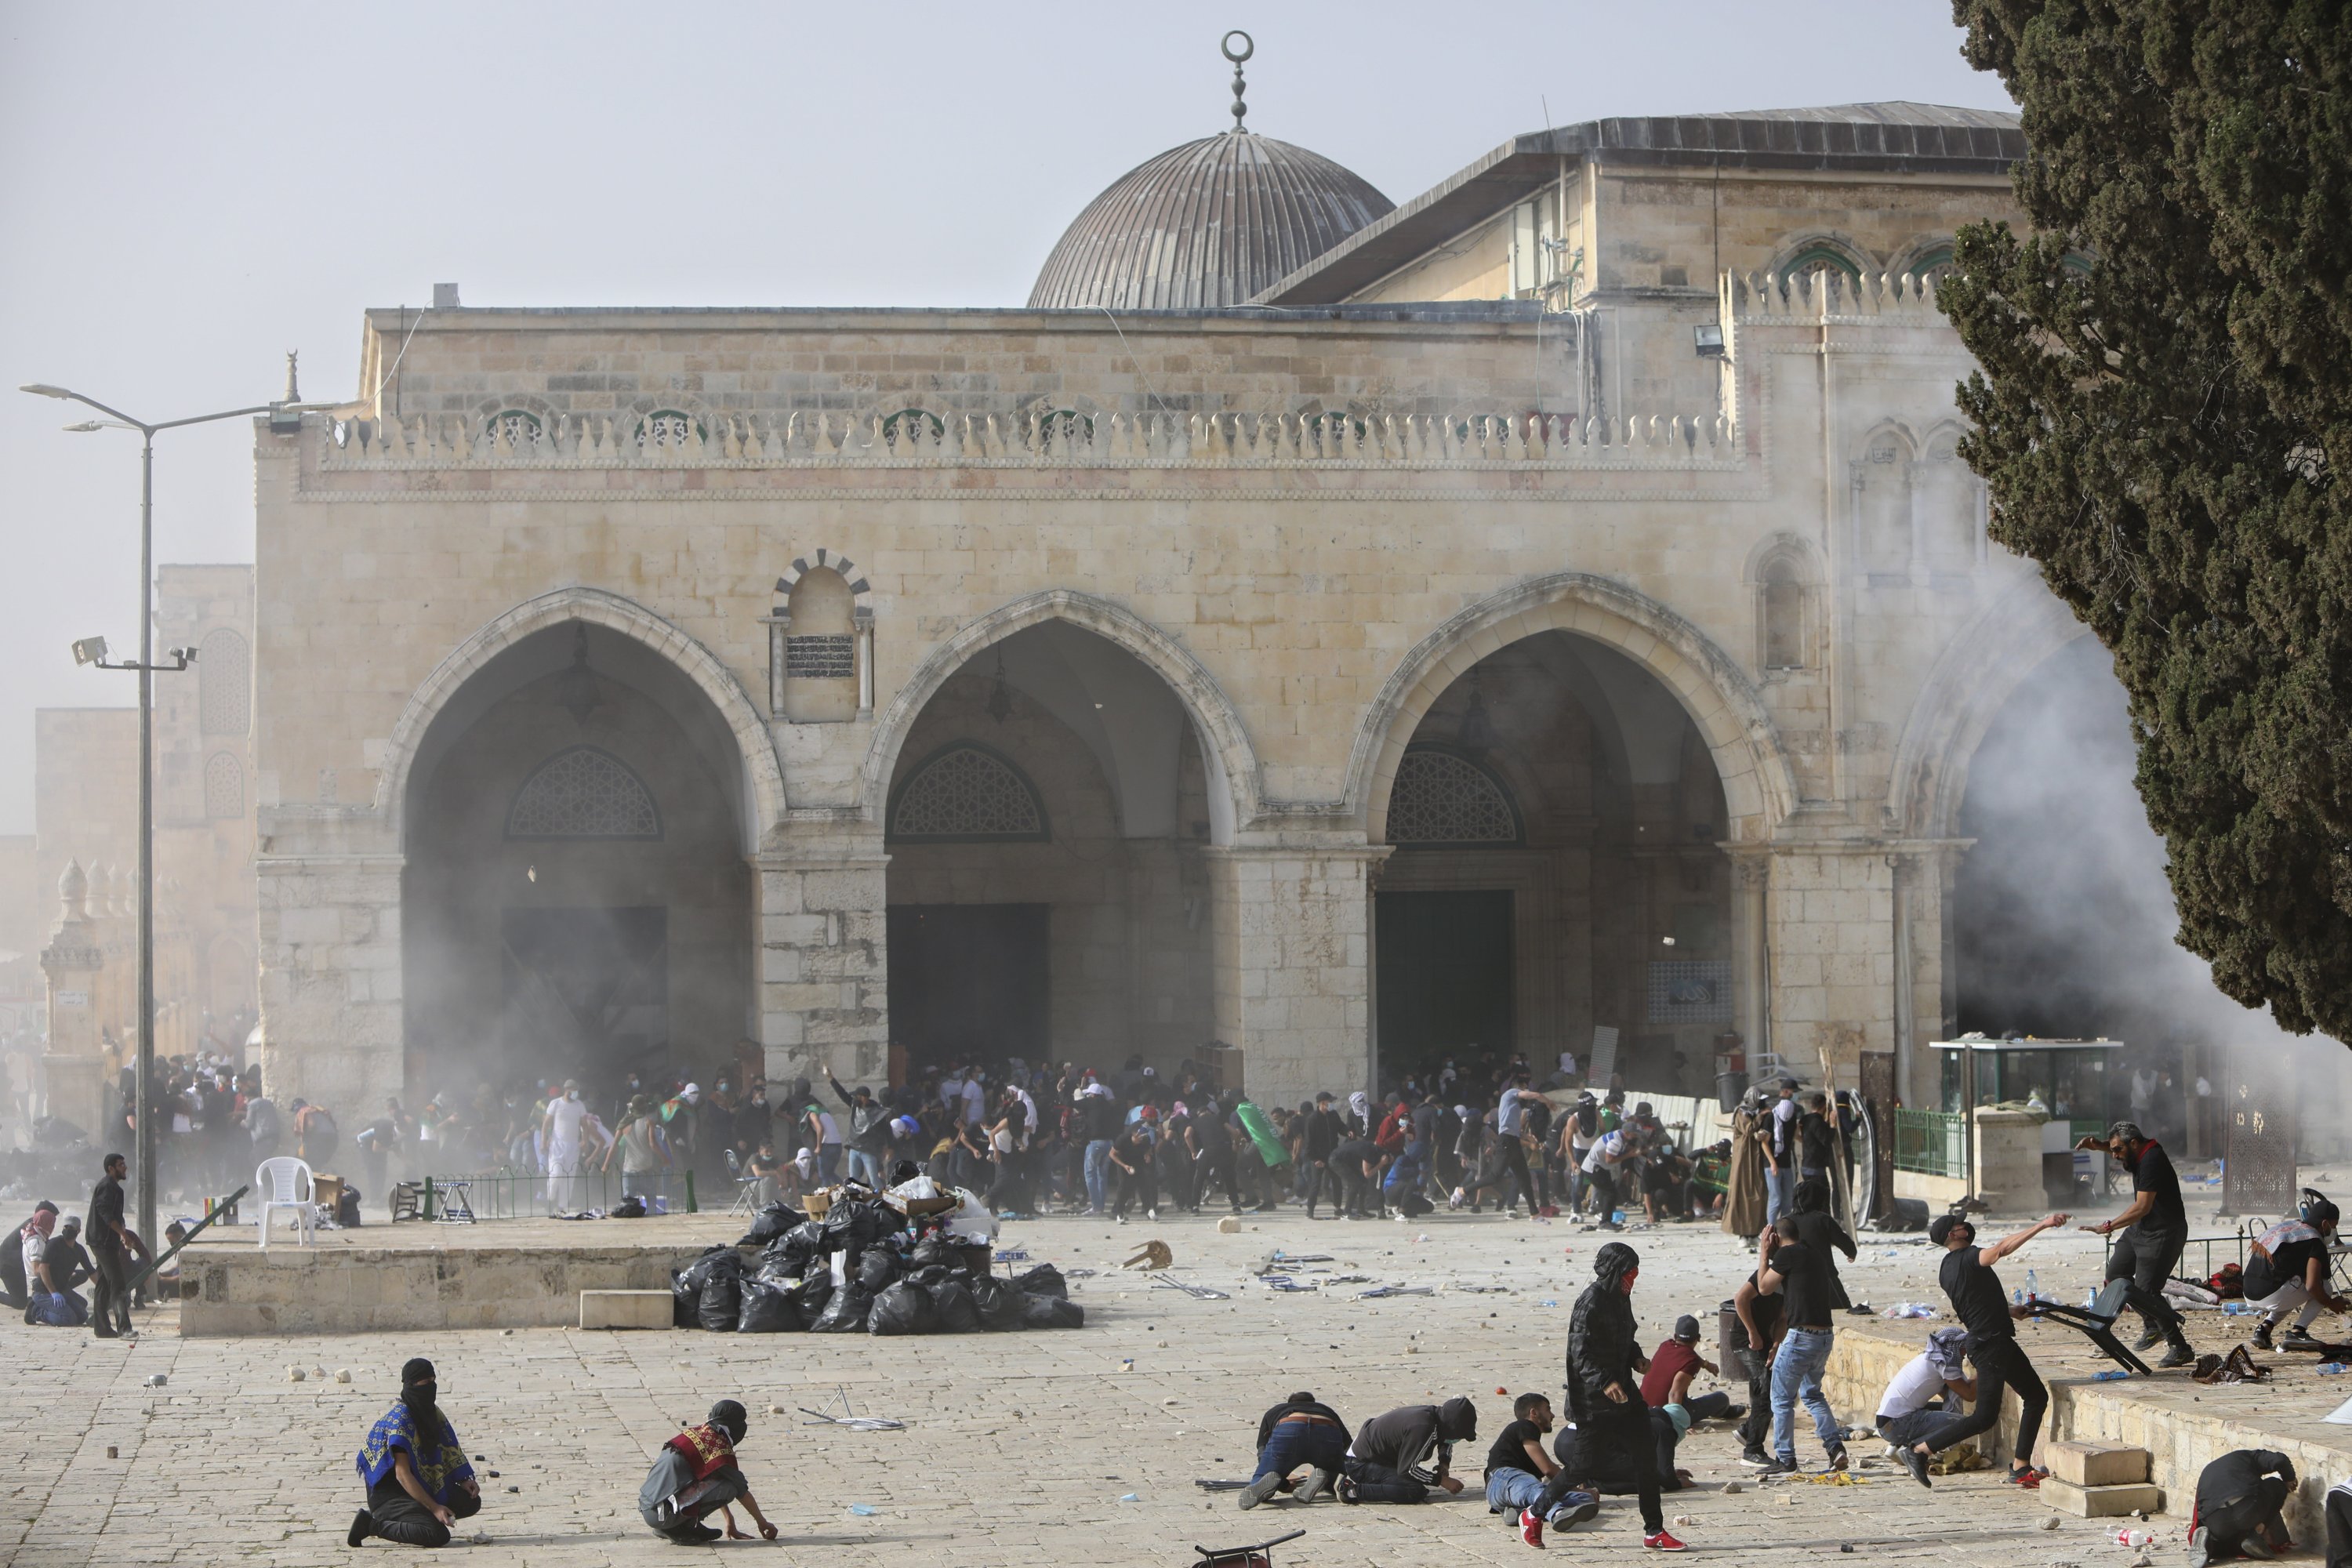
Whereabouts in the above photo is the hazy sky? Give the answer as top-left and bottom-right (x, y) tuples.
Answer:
(0, 3), (2013, 833)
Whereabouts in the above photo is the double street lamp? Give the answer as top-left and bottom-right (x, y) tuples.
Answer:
(21, 379), (290, 1247)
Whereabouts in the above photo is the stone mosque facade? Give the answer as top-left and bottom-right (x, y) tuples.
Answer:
(241, 94), (2082, 1118)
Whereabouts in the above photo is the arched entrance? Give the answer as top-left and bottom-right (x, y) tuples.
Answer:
(1371, 631), (1736, 1098)
(400, 618), (756, 1098)
(877, 616), (1229, 1081)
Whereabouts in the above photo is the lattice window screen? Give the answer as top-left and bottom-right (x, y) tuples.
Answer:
(203, 751), (244, 819)
(198, 629), (250, 736)
(1387, 749), (1519, 845)
(506, 746), (662, 839)
(890, 746), (1047, 840)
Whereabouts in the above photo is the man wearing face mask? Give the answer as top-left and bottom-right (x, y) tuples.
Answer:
(638, 1399), (779, 1544)
(350, 1358), (481, 1547)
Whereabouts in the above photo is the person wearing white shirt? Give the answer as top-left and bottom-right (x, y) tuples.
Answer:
(960, 1073), (986, 1127)
(542, 1082), (590, 1212)
(1874, 1328), (1974, 1452)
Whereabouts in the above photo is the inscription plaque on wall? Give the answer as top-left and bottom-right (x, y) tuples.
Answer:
(785, 633), (855, 679)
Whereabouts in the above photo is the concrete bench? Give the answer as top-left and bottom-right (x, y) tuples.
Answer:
(579, 1290), (675, 1330)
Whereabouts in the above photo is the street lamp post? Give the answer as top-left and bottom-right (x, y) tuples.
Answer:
(22, 381), (283, 1248)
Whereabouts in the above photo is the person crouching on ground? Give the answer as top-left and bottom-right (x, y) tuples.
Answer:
(1642, 1313), (1742, 1429)
(1239, 1390), (1350, 1509)
(1483, 1392), (1599, 1548)
(349, 1358), (481, 1547)
(2188, 1448), (2295, 1566)
(1875, 1326), (1974, 1456)
(1566, 1241), (1684, 1551)
(638, 1400), (779, 1544)
(1338, 1397), (1475, 1504)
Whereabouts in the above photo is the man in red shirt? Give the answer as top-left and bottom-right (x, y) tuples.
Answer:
(637, 1401), (779, 1544)
(1641, 1314), (1741, 1426)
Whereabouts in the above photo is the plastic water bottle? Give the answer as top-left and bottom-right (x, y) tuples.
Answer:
(2319, 1363), (2347, 1375)
(2092, 1370), (2130, 1381)
(2026, 1269), (2040, 1303)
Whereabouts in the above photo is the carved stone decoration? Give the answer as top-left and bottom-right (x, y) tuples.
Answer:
(887, 743), (1048, 842)
(203, 751), (245, 819)
(1386, 746), (1520, 847)
(505, 745), (662, 840)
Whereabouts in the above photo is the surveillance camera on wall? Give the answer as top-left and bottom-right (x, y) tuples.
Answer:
(71, 636), (109, 666)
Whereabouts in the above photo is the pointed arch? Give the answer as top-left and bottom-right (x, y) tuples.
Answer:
(1886, 574), (2092, 838)
(862, 590), (1260, 844)
(376, 586), (784, 850)
(1348, 572), (1795, 844)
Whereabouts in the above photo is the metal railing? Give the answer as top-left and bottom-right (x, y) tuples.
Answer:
(1893, 1109), (1965, 1177)
(413, 1167), (697, 1221)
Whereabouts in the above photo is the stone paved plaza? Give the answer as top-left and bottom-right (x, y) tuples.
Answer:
(10, 1178), (2350, 1568)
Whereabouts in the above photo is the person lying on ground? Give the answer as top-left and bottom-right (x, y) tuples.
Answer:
(2245, 1199), (2345, 1351)
(349, 1358), (481, 1548)
(1239, 1390), (1350, 1510)
(1640, 1313), (1743, 1427)
(1483, 1392), (1599, 1548)
(637, 1399), (779, 1544)
(1901, 1210), (2070, 1490)
(2187, 1448), (2295, 1567)
(1338, 1398), (1476, 1504)
(1874, 1327), (1974, 1453)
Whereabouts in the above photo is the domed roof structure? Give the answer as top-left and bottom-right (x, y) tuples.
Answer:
(1028, 36), (1392, 310)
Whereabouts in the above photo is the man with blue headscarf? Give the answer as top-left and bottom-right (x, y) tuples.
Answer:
(349, 1358), (480, 1547)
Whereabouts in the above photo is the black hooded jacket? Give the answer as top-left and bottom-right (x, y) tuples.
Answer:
(1566, 1279), (1642, 1426)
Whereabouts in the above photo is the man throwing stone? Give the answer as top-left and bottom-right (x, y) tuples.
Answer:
(638, 1400), (779, 1544)
(1904, 1210), (2069, 1490)
(350, 1358), (481, 1547)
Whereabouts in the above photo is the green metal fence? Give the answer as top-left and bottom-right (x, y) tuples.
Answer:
(1893, 1109), (1965, 1177)
(416, 1167), (697, 1221)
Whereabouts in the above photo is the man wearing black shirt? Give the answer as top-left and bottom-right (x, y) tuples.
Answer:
(1907, 1210), (2069, 1490)
(2188, 1449), (2294, 1566)
(1479, 1392), (1599, 1548)
(1238, 1390), (1350, 1510)
(1755, 1214), (1847, 1475)
(1300, 1094), (1346, 1219)
(1729, 1268), (1785, 1468)
(88, 1152), (151, 1341)
(2075, 1121), (2195, 1367)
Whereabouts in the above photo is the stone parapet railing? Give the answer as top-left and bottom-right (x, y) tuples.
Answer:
(1725, 266), (1948, 323)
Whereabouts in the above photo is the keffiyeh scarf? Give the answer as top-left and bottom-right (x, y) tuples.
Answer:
(357, 1402), (474, 1503)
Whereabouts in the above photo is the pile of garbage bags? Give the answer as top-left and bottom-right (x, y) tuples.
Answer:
(673, 1189), (1084, 1335)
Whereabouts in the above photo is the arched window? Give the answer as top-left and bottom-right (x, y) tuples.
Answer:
(506, 746), (662, 840)
(1035, 409), (1094, 452)
(485, 409), (543, 448)
(1857, 428), (1915, 574)
(203, 751), (245, 818)
(1386, 746), (1523, 848)
(1761, 557), (1808, 670)
(1906, 243), (1956, 290)
(888, 744), (1049, 842)
(636, 409), (706, 448)
(198, 628), (250, 736)
(1777, 241), (1864, 290)
(1915, 428), (1979, 568)
(881, 408), (946, 447)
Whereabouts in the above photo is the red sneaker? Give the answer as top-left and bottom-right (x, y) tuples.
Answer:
(2004, 1467), (2042, 1490)
(1520, 1508), (1545, 1548)
(1644, 1530), (1688, 1552)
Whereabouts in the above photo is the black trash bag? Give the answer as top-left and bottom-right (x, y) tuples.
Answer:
(779, 1220), (827, 1256)
(739, 1203), (808, 1247)
(1013, 1263), (1067, 1299)
(612, 1196), (648, 1218)
(927, 1277), (981, 1334)
(855, 1247), (903, 1293)
(867, 1279), (938, 1337)
(670, 1269), (702, 1328)
(969, 1274), (1025, 1331)
(907, 1234), (956, 1272)
(808, 1283), (873, 1334)
(677, 1244), (736, 1291)
(909, 1263), (953, 1288)
(736, 1277), (797, 1334)
(795, 1276), (836, 1331)
(822, 1200), (893, 1258)
(1018, 1293), (1085, 1330)
(695, 1251), (746, 1333)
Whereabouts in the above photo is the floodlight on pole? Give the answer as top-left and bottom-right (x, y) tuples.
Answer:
(21, 378), (281, 1252)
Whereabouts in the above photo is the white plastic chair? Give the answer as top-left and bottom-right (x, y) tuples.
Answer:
(255, 1156), (317, 1249)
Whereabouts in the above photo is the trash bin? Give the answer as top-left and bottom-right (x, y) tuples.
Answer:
(1715, 1070), (1748, 1115)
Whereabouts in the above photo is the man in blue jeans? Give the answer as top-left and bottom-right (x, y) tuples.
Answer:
(1077, 1082), (1120, 1214)
(1480, 1392), (1600, 1548)
(1755, 1213), (1849, 1475)
(1239, 1392), (1351, 1509)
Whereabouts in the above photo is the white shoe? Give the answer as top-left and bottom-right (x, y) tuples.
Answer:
(1146, 1210), (1158, 1221)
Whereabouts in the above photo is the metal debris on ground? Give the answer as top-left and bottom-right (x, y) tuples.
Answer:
(1149, 1273), (1230, 1300)
(1194, 1478), (1251, 1491)
(1122, 1240), (1174, 1270)
(1261, 1276), (1312, 1292)
(799, 1385), (908, 1432)
(1356, 1284), (1433, 1299)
